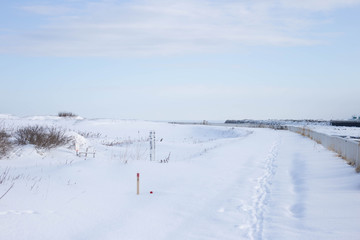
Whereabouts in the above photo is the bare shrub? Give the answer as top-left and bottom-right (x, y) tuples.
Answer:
(0, 183), (14, 200)
(0, 129), (12, 158)
(159, 152), (171, 163)
(58, 112), (77, 118)
(15, 125), (71, 149)
(0, 168), (10, 184)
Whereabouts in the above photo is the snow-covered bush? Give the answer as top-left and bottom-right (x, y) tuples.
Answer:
(15, 125), (71, 149)
(58, 112), (77, 118)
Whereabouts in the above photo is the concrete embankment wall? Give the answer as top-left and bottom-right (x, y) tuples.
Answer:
(287, 126), (360, 171)
(170, 122), (360, 172)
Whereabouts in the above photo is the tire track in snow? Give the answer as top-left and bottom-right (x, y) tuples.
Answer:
(186, 131), (253, 161)
(249, 140), (280, 240)
(289, 153), (307, 219)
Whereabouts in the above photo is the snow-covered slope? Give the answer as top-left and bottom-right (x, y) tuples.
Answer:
(0, 117), (359, 240)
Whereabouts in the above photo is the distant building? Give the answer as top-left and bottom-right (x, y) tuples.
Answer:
(330, 119), (360, 127)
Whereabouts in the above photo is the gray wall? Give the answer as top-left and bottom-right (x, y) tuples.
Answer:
(288, 126), (360, 171)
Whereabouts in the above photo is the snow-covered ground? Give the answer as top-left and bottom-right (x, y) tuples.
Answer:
(1, 116), (360, 240)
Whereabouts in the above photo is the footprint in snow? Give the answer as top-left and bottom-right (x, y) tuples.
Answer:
(217, 207), (225, 213)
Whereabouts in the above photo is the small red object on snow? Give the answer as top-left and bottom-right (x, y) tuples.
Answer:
(150, 191), (153, 194)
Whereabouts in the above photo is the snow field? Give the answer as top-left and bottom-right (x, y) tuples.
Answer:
(0, 117), (360, 240)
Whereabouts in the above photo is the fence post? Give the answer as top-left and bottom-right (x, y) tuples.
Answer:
(153, 131), (156, 162)
(149, 131), (156, 161)
(149, 131), (153, 161)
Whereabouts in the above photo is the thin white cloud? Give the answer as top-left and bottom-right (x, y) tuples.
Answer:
(1, 0), (358, 57)
(278, 0), (360, 11)
(21, 5), (73, 15)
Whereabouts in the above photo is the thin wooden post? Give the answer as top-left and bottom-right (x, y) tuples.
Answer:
(137, 173), (140, 195)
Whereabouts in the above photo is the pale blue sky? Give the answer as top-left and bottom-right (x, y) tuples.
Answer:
(1, 0), (360, 120)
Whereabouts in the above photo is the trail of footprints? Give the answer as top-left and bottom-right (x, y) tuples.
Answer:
(249, 141), (279, 240)
(215, 139), (280, 239)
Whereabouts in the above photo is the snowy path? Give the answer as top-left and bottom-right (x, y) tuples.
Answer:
(264, 130), (360, 239)
(1, 122), (360, 240)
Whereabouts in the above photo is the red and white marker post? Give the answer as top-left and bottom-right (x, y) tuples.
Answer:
(137, 173), (140, 195)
